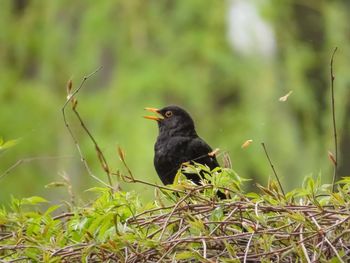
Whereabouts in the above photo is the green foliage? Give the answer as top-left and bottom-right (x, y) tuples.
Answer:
(1, 166), (349, 262)
(1, 0), (350, 204)
(0, 137), (20, 153)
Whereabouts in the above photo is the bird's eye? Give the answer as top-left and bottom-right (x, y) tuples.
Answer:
(165, 111), (173, 118)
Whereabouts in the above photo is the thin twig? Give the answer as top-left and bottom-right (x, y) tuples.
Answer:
(202, 238), (207, 259)
(118, 174), (186, 194)
(261, 142), (285, 198)
(330, 47), (338, 192)
(299, 225), (311, 263)
(158, 191), (193, 241)
(0, 155), (72, 181)
(310, 215), (344, 263)
(62, 67), (102, 110)
(209, 207), (238, 236)
(243, 232), (255, 263)
(62, 67), (115, 191)
(72, 107), (114, 188)
(155, 241), (181, 263)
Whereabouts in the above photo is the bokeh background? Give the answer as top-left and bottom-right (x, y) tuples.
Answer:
(1, 0), (349, 203)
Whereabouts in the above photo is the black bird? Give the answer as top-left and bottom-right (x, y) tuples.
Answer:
(144, 105), (224, 197)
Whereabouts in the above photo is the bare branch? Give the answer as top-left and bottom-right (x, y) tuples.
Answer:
(261, 142), (286, 198)
(330, 47), (338, 192)
(61, 67), (116, 191)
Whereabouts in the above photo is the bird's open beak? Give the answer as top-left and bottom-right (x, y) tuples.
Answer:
(143, 107), (164, 121)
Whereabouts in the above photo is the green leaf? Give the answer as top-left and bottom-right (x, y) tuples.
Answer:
(175, 251), (198, 260)
(0, 138), (20, 151)
(188, 218), (205, 234)
(44, 204), (62, 216)
(210, 206), (224, 222)
(85, 187), (110, 193)
(22, 196), (48, 205)
(246, 192), (261, 200)
(336, 176), (350, 184)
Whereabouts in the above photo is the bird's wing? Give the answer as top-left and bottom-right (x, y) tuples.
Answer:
(187, 137), (220, 170)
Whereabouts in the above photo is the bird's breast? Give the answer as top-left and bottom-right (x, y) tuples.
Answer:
(154, 136), (189, 166)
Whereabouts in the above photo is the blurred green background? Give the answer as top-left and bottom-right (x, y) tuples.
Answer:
(1, 0), (349, 203)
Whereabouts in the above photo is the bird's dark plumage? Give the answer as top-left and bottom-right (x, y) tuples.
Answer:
(145, 105), (223, 197)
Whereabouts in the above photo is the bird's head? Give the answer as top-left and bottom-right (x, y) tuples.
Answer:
(144, 105), (197, 136)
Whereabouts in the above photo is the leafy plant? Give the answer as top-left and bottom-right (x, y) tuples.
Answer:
(1, 167), (349, 262)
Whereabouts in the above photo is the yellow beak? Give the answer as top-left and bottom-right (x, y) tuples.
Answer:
(143, 107), (164, 121)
